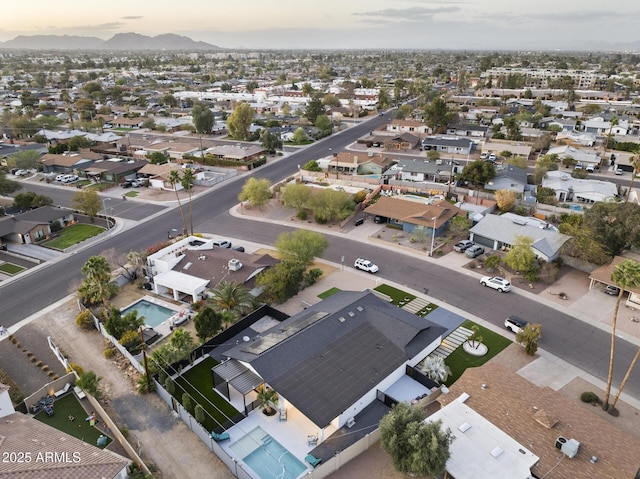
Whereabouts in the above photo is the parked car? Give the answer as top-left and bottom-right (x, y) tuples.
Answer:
(213, 239), (232, 248)
(373, 215), (385, 224)
(586, 164), (595, 173)
(232, 245), (245, 252)
(354, 258), (379, 274)
(615, 168), (624, 175)
(480, 276), (511, 293)
(604, 285), (621, 296)
(62, 174), (78, 183)
(488, 153), (497, 162)
(465, 245), (485, 258)
(121, 181), (132, 188)
(55, 174), (67, 182)
(504, 315), (528, 334)
(575, 162), (583, 170)
(130, 179), (143, 187)
(479, 152), (489, 160)
(454, 240), (474, 253)
(14, 169), (28, 177)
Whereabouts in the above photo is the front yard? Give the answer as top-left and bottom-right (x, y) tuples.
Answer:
(44, 224), (105, 250)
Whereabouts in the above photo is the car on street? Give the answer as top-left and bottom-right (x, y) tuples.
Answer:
(604, 285), (621, 296)
(454, 240), (474, 253)
(480, 276), (511, 293)
(504, 315), (528, 334)
(354, 258), (379, 273)
(213, 239), (232, 248)
(465, 245), (485, 258)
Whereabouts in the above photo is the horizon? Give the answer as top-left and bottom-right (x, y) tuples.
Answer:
(1, 1), (639, 51)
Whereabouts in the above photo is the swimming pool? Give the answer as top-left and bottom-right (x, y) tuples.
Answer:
(121, 300), (175, 328)
(230, 426), (307, 479)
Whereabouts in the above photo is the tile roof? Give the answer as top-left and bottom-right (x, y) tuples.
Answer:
(439, 363), (640, 479)
(0, 412), (129, 479)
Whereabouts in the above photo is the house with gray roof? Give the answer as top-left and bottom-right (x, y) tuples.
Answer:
(542, 170), (618, 203)
(213, 290), (446, 431)
(389, 157), (456, 183)
(547, 145), (601, 168)
(446, 123), (488, 138)
(421, 136), (475, 155)
(0, 206), (75, 245)
(484, 165), (528, 194)
(469, 214), (571, 262)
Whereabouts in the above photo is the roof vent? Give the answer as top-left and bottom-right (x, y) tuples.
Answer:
(458, 422), (472, 433)
(356, 306), (364, 312)
(348, 311), (355, 317)
(338, 317), (346, 323)
(490, 446), (504, 458)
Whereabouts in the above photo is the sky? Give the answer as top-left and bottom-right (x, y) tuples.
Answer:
(1, 1), (639, 50)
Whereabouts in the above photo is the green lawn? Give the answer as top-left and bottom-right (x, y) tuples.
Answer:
(444, 320), (512, 386)
(34, 393), (111, 448)
(373, 284), (416, 306)
(45, 224), (105, 250)
(124, 191), (139, 197)
(318, 287), (341, 299)
(173, 356), (240, 433)
(0, 262), (25, 275)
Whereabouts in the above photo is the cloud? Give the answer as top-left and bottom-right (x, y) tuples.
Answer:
(122, 16), (143, 20)
(352, 6), (460, 24)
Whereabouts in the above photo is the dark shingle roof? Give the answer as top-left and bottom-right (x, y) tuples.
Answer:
(226, 290), (445, 428)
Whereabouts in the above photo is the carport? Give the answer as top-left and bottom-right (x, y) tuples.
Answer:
(152, 269), (209, 303)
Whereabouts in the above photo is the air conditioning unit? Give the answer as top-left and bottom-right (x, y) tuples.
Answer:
(228, 259), (243, 271)
(346, 417), (356, 428)
(555, 436), (580, 458)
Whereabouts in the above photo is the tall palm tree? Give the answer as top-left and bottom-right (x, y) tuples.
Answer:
(625, 154), (640, 203)
(609, 347), (640, 413)
(209, 281), (255, 317)
(80, 256), (115, 307)
(602, 259), (640, 410)
(167, 169), (187, 236)
(181, 168), (196, 235)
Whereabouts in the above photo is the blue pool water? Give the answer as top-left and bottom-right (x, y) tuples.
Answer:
(230, 426), (307, 479)
(121, 300), (174, 328)
(568, 204), (584, 212)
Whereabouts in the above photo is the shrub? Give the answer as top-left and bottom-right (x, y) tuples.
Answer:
(182, 393), (194, 415)
(67, 363), (85, 376)
(580, 391), (600, 404)
(47, 371), (55, 376)
(30, 356), (37, 362)
(26, 351), (33, 357)
(15, 342), (21, 348)
(103, 348), (114, 359)
(35, 361), (43, 367)
(297, 210), (308, 220)
(76, 310), (95, 330)
(41, 365), (49, 372)
(195, 404), (206, 424)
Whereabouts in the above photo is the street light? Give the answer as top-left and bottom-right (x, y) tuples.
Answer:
(430, 216), (437, 257)
(102, 198), (111, 234)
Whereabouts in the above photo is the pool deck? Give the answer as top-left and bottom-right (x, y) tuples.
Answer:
(121, 295), (183, 338)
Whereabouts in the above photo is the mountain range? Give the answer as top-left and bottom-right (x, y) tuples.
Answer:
(0, 33), (221, 51)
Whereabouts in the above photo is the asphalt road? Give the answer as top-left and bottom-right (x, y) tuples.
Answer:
(2, 112), (639, 400)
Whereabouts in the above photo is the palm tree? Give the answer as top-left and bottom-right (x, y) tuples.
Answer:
(168, 169), (187, 236)
(80, 256), (115, 307)
(209, 281), (255, 317)
(256, 385), (278, 415)
(609, 347), (640, 413)
(602, 259), (640, 410)
(181, 168), (196, 235)
(625, 154), (640, 203)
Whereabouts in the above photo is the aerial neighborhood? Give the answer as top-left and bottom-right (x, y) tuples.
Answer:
(2, 35), (640, 479)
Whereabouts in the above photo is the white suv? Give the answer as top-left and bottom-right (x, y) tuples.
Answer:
(354, 258), (379, 274)
(480, 276), (511, 293)
(504, 315), (528, 334)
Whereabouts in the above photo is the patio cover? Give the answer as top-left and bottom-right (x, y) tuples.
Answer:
(153, 270), (209, 295)
(213, 359), (263, 395)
